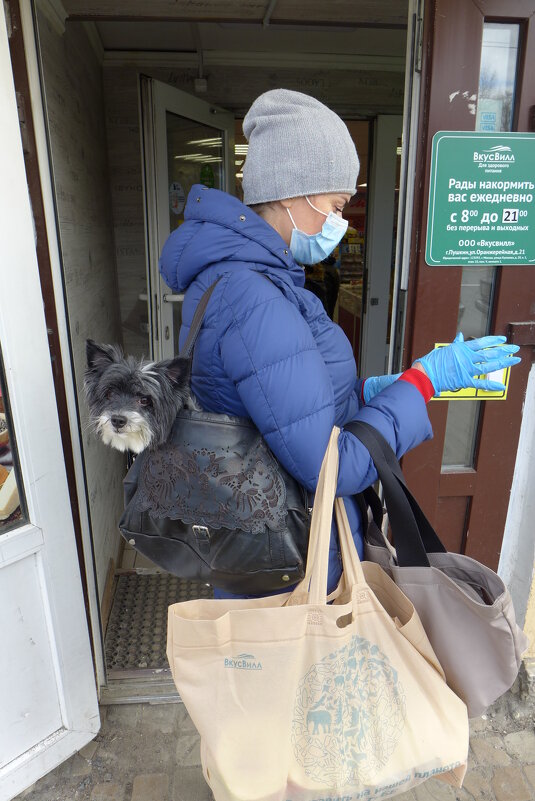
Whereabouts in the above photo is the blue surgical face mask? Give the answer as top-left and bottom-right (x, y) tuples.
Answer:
(287, 196), (348, 265)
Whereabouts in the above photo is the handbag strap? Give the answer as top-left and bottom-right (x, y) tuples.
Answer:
(178, 272), (276, 360)
(178, 278), (221, 360)
(362, 486), (384, 528)
(345, 421), (432, 567)
(365, 479), (447, 556)
(350, 421), (447, 555)
(354, 423), (407, 487)
(359, 487), (394, 550)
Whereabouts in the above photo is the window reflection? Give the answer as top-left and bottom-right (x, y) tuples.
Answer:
(0, 347), (26, 533)
(476, 23), (519, 132)
(166, 112), (224, 235)
(166, 112), (225, 355)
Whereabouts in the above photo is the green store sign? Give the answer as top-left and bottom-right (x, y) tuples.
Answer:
(425, 131), (535, 266)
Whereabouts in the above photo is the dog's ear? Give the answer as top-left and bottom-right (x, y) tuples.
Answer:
(86, 339), (120, 372)
(162, 356), (190, 387)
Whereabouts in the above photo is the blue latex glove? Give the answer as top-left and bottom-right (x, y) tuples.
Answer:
(414, 332), (521, 394)
(362, 374), (402, 403)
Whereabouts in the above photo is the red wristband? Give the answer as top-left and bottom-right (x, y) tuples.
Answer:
(398, 368), (435, 403)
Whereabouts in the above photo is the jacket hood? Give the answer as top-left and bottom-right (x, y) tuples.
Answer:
(159, 185), (305, 292)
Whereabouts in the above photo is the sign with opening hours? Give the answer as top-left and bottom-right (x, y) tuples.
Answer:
(425, 131), (535, 266)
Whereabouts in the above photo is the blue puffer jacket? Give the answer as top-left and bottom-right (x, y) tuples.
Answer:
(159, 185), (433, 595)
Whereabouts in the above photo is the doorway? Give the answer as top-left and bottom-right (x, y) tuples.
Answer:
(28, 1), (413, 704)
(99, 73), (406, 696)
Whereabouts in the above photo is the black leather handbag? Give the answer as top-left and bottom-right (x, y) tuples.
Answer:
(118, 281), (311, 594)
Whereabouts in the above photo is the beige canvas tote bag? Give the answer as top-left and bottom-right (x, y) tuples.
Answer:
(346, 420), (529, 719)
(167, 428), (469, 801)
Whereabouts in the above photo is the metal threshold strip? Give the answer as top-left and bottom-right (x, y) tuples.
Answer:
(101, 570), (213, 704)
(100, 667), (181, 705)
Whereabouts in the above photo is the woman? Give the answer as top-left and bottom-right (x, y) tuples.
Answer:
(159, 88), (520, 597)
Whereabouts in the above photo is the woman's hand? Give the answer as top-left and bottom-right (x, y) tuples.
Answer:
(413, 332), (521, 394)
(362, 374), (402, 403)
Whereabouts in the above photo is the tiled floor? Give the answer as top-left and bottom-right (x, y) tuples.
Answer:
(13, 672), (535, 801)
(16, 544), (534, 801)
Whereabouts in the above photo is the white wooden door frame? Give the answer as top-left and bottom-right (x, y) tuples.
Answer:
(0, 5), (99, 797)
(19, 0), (106, 690)
(142, 77), (235, 361)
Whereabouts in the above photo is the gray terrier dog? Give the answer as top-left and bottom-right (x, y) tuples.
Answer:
(84, 339), (190, 453)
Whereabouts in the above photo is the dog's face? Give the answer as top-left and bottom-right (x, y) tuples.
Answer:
(84, 339), (190, 453)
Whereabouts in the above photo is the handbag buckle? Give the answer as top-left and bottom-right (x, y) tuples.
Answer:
(193, 524), (211, 554)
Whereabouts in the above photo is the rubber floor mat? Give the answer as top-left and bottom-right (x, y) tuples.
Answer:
(105, 573), (213, 670)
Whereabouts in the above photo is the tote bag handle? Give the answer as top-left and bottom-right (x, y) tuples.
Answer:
(346, 421), (447, 568)
(335, 497), (367, 588)
(287, 427), (343, 606)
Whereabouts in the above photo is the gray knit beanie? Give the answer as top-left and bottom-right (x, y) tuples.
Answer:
(242, 89), (359, 206)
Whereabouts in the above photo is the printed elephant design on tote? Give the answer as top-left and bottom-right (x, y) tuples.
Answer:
(292, 635), (406, 786)
(306, 709), (332, 735)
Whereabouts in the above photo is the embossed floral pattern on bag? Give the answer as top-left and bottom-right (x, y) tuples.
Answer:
(134, 439), (289, 533)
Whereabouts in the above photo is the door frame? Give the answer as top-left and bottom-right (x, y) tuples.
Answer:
(141, 77), (235, 362)
(360, 114), (403, 377)
(388, 0), (424, 374)
(0, 2), (100, 796)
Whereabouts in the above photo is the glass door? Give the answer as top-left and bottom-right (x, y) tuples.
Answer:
(401, 0), (535, 570)
(142, 78), (235, 361)
(442, 22), (521, 469)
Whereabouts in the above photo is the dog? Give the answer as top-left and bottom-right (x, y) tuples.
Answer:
(84, 339), (191, 453)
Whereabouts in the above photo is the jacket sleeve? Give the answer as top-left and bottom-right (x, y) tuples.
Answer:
(355, 378), (366, 405)
(334, 379), (364, 427)
(219, 274), (433, 494)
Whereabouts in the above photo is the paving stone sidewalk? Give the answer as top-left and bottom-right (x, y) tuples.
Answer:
(15, 670), (535, 801)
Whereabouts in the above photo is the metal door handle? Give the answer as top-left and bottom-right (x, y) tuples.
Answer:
(507, 322), (535, 345)
(163, 293), (184, 303)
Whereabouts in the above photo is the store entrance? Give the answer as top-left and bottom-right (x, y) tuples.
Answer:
(143, 77), (403, 377)
(28, 0), (415, 703)
(101, 80), (405, 696)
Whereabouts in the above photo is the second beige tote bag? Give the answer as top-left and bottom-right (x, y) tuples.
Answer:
(167, 428), (469, 801)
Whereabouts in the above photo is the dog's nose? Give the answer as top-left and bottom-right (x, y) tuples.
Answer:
(111, 414), (127, 430)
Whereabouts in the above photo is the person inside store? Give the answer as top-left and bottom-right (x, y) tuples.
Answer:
(304, 253), (340, 320)
(159, 88), (521, 599)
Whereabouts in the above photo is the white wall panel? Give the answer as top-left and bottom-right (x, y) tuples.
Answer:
(36, 10), (124, 600)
